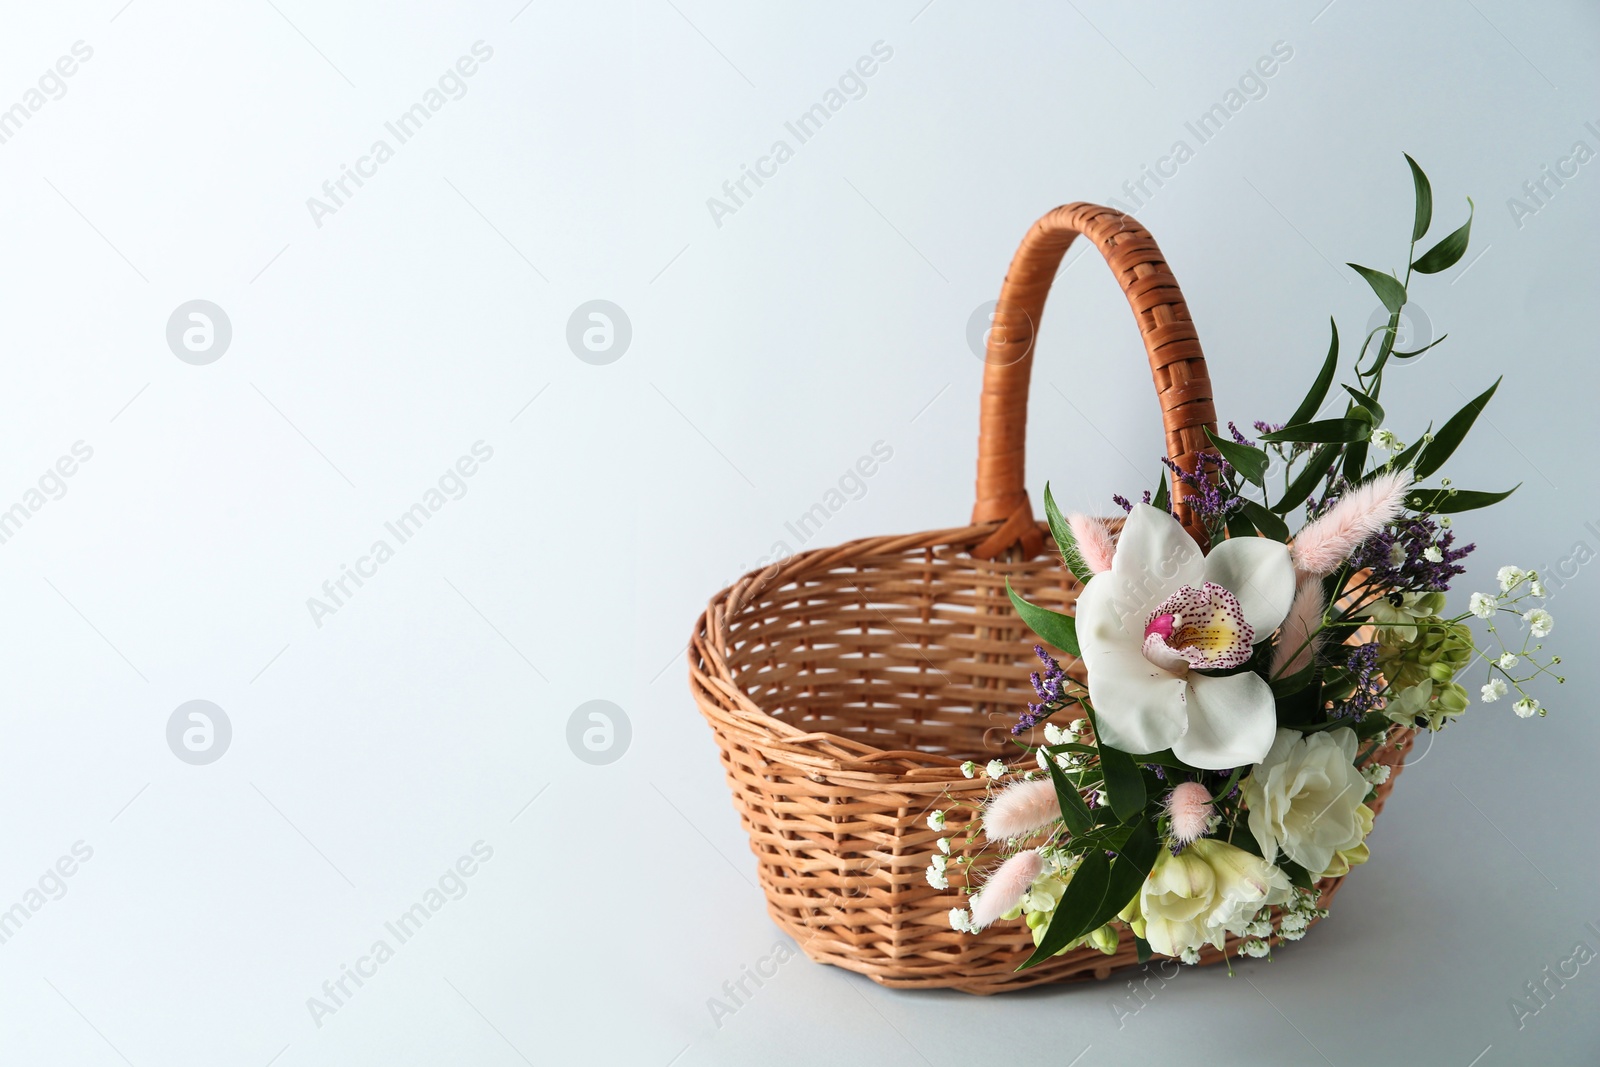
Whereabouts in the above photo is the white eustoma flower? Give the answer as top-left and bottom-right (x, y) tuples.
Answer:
(1243, 727), (1369, 877)
(1480, 678), (1507, 702)
(1526, 609), (1554, 638)
(1497, 565), (1525, 591)
(1139, 838), (1291, 957)
(1469, 592), (1498, 619)
(1073, 504), (1296, 769)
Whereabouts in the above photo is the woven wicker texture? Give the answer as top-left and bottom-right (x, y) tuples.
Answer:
(688, 205), (1412, 993)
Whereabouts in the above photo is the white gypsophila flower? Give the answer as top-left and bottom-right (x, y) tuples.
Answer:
(1498, 653), (1519, 669)
(1469, 592), (1498, 619)
(930, 853), (947, 873)
(949, 908), (972, 932)
(1480, 678), (1507, 703)
(1497, 566), (1525, 592)
(960, 760), (977, 779)
(1043, 722), (1065, 746)
(925, 865), (949, 890)
(928, 810), (946, 831)
(1036, 748), (1049, 771)
(1280, 927), (1308, 942)
(1363, 763), (1392, 785)
(1370, 428), (1402, 452)
(1067, 718), (1087, 738)
(1531, 579), (1547, 598)
(1056, 752), (1075, 771)
(1526, 609), (1554, 638)
(937, 838), (951, 855)
(1423, 545), (1444, 563)
(1279, 911), (1309, 933)
(1179, 947), (1202, 965)
(1241, 939), (1271, 958)
(1387, 542), (1407, 568)
(1513, 697), (1541, 719)
(985, 759), (1007, 779)
(1440, 516), (1452, 528)
(1245, 920), (1273, 938)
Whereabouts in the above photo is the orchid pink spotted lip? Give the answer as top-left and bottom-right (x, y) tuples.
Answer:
(1074, 504), (1296, 769)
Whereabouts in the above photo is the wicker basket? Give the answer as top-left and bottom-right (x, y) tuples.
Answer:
(688, 203), (1412, 993)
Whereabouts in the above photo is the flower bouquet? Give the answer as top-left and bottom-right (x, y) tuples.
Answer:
(939, 157), (1563, 970)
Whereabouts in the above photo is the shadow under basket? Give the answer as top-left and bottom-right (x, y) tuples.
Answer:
(687, 203), (1413, 993)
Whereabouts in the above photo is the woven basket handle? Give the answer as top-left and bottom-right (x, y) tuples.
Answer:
(970, 203), (1218, 560)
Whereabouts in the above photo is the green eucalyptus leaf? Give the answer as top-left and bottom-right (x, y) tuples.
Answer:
(1205, 428), (1270, 487)
(1348, 263), (1407, 313)
(1405, 485), (1519, 513)
(1046, 745), (1095, 837)
(1083, 818), (1160, 932)
(1414, 377), (1500, 479)
(1273, 442), (1340, 512)
(1394, 334), (1448, 360)
(1044, 482), (1095, 584)
(1238, 499), (1289, 542)
(1412, 198), (1474, 274)
(1006, 579), (1080, 657)
(1259, 418), (1371, 444)
(1405, 153), (1433, 243)
(1097, 744), (1146, 824)
(1021, 850), (1110, 968)
(1288, 318), (1340, 427)
(1341, 385), (1385, 425)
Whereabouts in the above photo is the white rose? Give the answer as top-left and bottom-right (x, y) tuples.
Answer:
(1137, 838), (1291, 957)
(1243, 727), (1370, 879)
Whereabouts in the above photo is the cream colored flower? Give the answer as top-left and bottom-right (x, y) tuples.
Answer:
(1243, 727), (1370, 879)
(1135, 838), (1291, 958)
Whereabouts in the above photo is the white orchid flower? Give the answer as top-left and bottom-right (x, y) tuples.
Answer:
(1074, 504), (1296, 769)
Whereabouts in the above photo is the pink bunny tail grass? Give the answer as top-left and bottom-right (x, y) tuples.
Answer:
(1271, 578), (1326, 679)
(1067, 513), (1116, 574)
(1290, 470), (1411, 577)
(1164, 782), (1214, 847)
(982, 778), (1062, 841)
(969, 848), (1045, 930)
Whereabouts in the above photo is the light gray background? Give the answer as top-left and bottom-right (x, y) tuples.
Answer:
(1, 1), (1595, 1064)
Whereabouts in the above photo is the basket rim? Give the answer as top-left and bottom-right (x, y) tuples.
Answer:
(690, 517), (1065, 782)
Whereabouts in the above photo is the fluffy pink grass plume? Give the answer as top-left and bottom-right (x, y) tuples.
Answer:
(1067, 513), (1116, 573)
(1271, 578), (1326, 679)
(970, 848), (1044, 929)
(1164, 782), (1214, 847)
(982, 778), (1061, 841)
(1290, 470), (1411, 577)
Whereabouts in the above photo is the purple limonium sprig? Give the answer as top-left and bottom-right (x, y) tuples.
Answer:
(1335, 642), (1382, 719)
(1350, 515), (1475, 593)
(1014, 644), (1071, 735)
(1162, 454), (1244, 526)
(1228, 421), (1257, 448)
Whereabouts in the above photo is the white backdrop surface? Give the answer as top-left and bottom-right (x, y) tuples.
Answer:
(0, 1), (1596, 1064)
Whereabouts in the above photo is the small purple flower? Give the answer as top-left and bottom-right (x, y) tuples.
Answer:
(1349, 514), (1474, 593)
(1013, 645), (1072, 735)
(1335, 642), (1382, 719)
